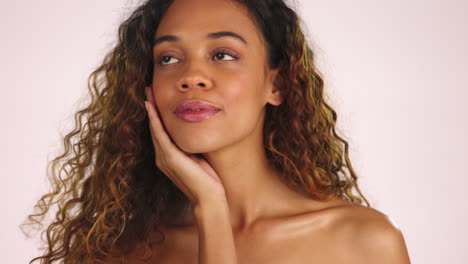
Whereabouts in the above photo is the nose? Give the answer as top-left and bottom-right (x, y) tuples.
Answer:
(176, 67), (213, 92)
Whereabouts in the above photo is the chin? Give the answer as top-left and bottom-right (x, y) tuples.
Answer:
(170, 131), (224, 154)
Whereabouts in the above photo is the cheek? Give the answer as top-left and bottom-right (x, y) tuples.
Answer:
(152, 70), (170, 97)
(151, 79), (171, 108)
(223, 74), (264, 113)
(221, 75), (266, 138)
(150, 86), (163, 110)
(150, 84), (175, 131)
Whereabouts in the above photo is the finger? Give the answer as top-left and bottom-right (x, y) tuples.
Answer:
(144, 100), (162, 159)
(144, 100), (165, 146)
(144, 99), (179, 155)
(146, 87), (168, 131)
(144, 87), (164, 127)
(145, 86), (157, 106)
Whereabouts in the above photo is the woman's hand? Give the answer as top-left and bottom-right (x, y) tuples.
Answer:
(144, 86), (226, 206)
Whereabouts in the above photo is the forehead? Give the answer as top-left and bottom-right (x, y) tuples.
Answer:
(155, 0), (263, 45)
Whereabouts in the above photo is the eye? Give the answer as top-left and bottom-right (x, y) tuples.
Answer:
(211, 48), (239, 61)
(155, 48), (239, 66)
(157, 55), (179, 66)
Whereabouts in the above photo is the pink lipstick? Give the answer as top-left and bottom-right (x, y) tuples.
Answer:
(175, 100), (221, 122)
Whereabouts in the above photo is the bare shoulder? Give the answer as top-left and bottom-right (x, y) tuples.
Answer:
(327, 201), (411, 264)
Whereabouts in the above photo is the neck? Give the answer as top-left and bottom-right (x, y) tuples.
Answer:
(197, 120), (307, 232)
(170, 111), (312, 232)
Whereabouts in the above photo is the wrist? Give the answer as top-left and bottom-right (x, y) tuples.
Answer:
(194, 196), (229, 221)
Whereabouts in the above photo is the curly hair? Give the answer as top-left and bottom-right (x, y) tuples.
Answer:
(22, 0), (371, 263)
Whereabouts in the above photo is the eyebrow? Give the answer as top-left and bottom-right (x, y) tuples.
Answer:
(153, 31), (248, 48)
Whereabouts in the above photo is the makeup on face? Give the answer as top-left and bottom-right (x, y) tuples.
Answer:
(174, 99), (221, 123)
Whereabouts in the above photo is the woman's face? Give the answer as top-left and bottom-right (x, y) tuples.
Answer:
(151, 0), (281, 154)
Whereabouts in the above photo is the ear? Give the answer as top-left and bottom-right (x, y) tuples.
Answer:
(265, 68), (282, 106)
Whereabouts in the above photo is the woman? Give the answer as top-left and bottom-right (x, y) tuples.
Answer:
(24, 0), (411, 263)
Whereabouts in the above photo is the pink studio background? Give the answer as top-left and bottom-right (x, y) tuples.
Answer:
(1, 0), (467, 263)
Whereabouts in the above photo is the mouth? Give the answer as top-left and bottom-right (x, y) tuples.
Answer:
(175, 108), (220, 123)
(175, 100), (221, 114)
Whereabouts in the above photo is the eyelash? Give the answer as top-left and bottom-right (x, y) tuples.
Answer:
(155, 48), (239, 66)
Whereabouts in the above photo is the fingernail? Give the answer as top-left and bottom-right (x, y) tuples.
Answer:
(144, 101), (149, 111)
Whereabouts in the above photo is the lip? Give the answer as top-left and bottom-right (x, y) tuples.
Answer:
(174, 100), (221, 123)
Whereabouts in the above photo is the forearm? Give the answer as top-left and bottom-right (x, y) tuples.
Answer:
(194, 198), (238, 264)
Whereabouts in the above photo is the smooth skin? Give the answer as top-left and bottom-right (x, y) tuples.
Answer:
(143, 91), (411, 264)
(144, 93), (236, 264)
(109, 0), (412, 263)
